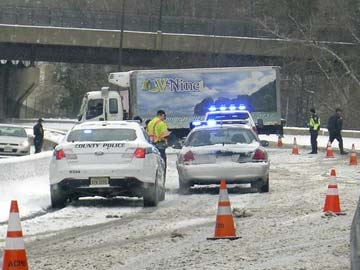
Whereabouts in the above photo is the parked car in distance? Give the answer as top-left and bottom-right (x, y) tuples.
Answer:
(49, 121), (166, 208)
(0, 124), (31, 156)
(176, 123), (269, 194)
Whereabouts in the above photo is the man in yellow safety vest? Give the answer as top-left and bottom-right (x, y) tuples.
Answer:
(147, 110), (170, 169)
(308, 108), (321, 154)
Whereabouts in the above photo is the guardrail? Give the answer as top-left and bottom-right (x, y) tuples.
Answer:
(9, 118), (360, 139)
(284, 127), (360, 138)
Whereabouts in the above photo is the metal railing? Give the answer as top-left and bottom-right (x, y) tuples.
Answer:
(0, 6), (264, 38)
(0, 5), (354, 42)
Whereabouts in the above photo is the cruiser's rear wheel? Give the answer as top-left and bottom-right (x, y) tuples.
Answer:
(143, 179), (159, 207)
(50, 186), (67, 209)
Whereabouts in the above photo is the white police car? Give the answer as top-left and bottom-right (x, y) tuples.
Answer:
(190, 105), (258, 135)
(49, 121), (166, 208)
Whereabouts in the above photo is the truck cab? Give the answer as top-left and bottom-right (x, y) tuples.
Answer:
(77, 87), (124, 122)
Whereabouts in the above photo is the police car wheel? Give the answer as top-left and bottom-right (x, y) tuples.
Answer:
(50, 187), (67, 209)
(159, 184), (165, 201)
(178, 177), (190, 195)
(159, 171), (166, 201)
(143, 178), (159, 207)
(260, 177), (270, 193)
(251, 177), (269, 193)
(159, 188), (165, 201)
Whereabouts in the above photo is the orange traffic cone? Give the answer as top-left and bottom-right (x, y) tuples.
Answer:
(292, 137), (299, 155)
(323, 184), (342, 214)
(330, 168), (337, 177)
(2, 200), (28, 270)
(349, 144), (358, 165)
(277, 136), (283, 148)
(207, 180), (240, 240)
(326, 142), (334, 158)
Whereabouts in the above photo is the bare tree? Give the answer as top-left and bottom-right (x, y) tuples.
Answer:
(253, 0), (360, 127)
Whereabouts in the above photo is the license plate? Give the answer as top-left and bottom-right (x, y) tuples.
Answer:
(90, 177), (109, 187)
(4, 146), (12, 152)
(216, 151), (232, 163)
(216, 155), (231, 163)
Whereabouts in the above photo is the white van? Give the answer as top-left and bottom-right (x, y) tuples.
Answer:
(77, 87), (125, 122)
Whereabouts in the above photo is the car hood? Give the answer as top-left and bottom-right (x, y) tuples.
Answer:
(0, 136), (28, 144)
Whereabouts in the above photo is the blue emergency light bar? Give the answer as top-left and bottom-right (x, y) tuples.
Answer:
(208, 104), (247, 112)
(208, 105), (217, 111)
(229, 104), (237, 111)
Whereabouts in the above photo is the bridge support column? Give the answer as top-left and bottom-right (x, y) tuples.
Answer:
(0, 63), (39, 120)
(0, 63), (10, 121)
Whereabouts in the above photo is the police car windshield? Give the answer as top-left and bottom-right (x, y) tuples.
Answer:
(67, 128), (137, 142)
(185, 127), (256, 147)
(0, 126), (27, 138)
(206, 112), (250, 121)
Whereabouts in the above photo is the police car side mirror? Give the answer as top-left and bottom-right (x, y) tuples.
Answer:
(172, 137), (186, 149)
(172, 141), (183, 149)
(260, 140), (269, 147)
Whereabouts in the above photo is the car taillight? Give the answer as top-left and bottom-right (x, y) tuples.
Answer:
(134, 148), (146, 158)
(55, 149), (65, 160)
(183, 151), (195, 163)
(252, 149), (266, 161)
(252, 126), (258, 134)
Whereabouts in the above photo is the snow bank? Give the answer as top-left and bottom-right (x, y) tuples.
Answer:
(0, 152), (51, 182)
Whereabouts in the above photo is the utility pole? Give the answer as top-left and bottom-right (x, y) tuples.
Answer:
(158, 0), (163, 32)
(118, 0), (126, 72)
(211, 0), (219, 67)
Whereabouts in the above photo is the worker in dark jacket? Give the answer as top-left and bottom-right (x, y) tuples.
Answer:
(33, 118), (44, 153)
(308, 108), (320, 154)
(327, 108), (347, 155)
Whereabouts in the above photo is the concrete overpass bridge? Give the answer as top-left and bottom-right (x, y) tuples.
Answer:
(1, 24), (358, 65)
(0, 23), (359, 119)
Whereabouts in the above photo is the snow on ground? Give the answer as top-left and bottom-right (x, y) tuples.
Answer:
(0, 132), (358, 229)
(0, 129), (360, 269)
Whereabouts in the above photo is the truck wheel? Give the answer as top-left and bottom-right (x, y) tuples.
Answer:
(50, 186), (67, 209)
(178, 177), (190, 195)
(143, 179), (159, 207)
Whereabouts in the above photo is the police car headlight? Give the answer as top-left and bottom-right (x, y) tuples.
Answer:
(21, 140), (30, 148)
(207, 120), (217, 127)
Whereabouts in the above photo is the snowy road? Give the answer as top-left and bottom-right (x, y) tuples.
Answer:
(1, 144), (360, 269)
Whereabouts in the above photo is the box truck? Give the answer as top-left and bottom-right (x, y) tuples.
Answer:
(78, 66), (284, 141)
